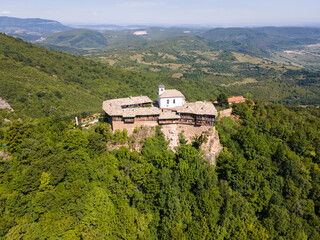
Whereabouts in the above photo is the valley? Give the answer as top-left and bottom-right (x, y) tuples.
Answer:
(271, 43), (320, 71)
(85, 36), (320, 106)
(0, 15), (320, 240)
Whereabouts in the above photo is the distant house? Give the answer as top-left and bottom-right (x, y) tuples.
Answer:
(133, 31), (147, 35)
(158, 85), (185, 108)
(228, 96), (246, 104)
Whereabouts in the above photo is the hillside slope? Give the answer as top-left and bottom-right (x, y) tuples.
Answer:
(0, 34), (168, 118)
(201, 27), (320, 56)
(1, 33), (320, 120)
(41, 29), (108, 49)
(86, 36), (320, 106)
(1, 34), (223, 119)
(0, 102), (320, 239)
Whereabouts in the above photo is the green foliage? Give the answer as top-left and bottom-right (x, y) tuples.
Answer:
(42, 29), (108, 49)
(86, 35), (320, 106)
(0, 119), (223, 238)
(112, 129), (128, 144)
(217, 92), (229, 108)
(63, 129), (89, 151)
(191, 134), (208, 149)
(216, 102), (320, 239)
(1, 32), (320, 124)
(201, 27), (320, 56)
(0, 33), (183, 119)
(1, 27), (320, 238)
(178, 130), (186, 145)
(4, 121), (31, 153)
(1, 104), (320, 238)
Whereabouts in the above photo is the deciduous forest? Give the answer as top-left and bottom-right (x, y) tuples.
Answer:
(1, 101), (320, 239)
(1, 25), (320, 239)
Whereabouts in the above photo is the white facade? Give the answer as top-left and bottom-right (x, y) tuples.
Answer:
(158, 85), (185, 108)
(158, 85), (165, 95)
(159, 97), (185, 108)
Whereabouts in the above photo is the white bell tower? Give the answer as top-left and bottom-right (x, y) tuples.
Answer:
(158, 84), (165, 96)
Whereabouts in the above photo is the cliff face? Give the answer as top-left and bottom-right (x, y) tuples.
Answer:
(107, 124), (222, 164)
(161, 124), (222, 164)
(201, 128), (223, 165)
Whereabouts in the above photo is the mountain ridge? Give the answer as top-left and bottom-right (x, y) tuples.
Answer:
(41, 28), (108, 49)
(0, 16), (71, 34)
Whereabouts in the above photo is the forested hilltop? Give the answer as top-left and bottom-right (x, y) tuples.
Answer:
(0, 33), (220, 119)
(1, 28), (320, 239)
(1, 102), (320, 239)
(1, 33), (320, 121)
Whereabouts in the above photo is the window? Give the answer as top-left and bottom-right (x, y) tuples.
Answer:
(167, 99), (169, 104)
(173, 99), (176, 104)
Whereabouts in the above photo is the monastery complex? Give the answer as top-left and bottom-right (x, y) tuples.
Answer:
(102, 85), (218, 131)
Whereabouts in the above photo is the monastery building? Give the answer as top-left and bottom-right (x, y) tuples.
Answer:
(102, 85), (217, 131)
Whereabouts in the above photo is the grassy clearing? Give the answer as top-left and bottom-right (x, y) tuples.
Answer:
(232, 52), (263, 64)
(220, 78), (257, 87)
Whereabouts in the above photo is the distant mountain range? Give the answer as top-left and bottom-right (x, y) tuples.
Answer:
(38, 26), (204, 49)
(1, 16), (320, 64)
(0, 16), (71, 35)
(201, 27), (320, 52)
(69, 24), (149, 31)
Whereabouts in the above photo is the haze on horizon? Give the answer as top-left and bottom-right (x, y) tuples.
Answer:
(0, 0), (319, 27)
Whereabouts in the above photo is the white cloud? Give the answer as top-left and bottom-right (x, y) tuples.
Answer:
(116, 1), (166, 8)
(0, 10), (11, 15)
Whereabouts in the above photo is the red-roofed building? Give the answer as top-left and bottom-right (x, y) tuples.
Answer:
(228, 96), (246, 104)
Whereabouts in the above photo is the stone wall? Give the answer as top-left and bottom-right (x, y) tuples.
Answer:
(219, 108), (232, 118)
(112, 120), (158, 134)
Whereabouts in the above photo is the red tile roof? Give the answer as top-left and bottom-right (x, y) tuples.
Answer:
(228, 96), (246, 103)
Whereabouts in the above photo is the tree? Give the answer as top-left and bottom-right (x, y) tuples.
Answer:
(217, 92), (229, 108)
(5, 121), (30, 153)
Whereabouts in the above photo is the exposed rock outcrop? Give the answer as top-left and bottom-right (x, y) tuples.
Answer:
(161, 124), (222, 165)
(0, 151), (10, 161)
(106, 124), (223, 165)
(0, 97), (13, 111)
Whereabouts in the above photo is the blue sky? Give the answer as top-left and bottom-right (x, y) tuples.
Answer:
(0, 0), (319, 26)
